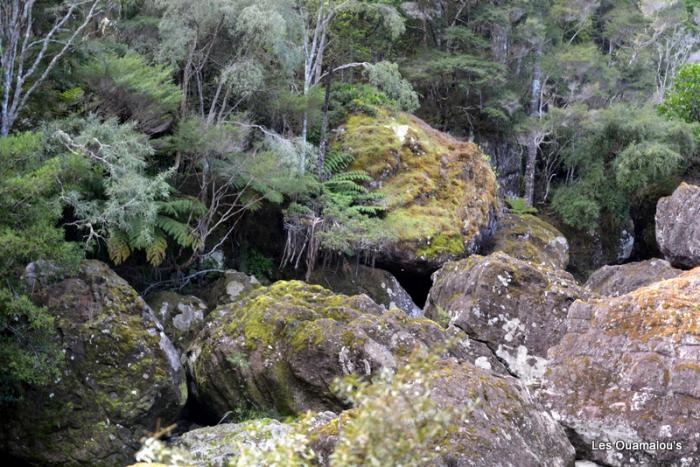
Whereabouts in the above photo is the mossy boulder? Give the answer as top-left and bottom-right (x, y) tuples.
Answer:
(487, 212), (569, 269)
(585, 258), (682, 297)
(307, 263), (422, 316)
(656, 182), (700, 268)
(542, 268), (700, 466)
(426, 252), (589, 383)
(187, 281), (473, 418)
(0, 260), (186, 466)
(335, 110), (500, 272)
(146, 291), (208, 356)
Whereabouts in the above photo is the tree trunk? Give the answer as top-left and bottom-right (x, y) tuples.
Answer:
(524, 41), (543, 206)
(318, 65), (333, 180)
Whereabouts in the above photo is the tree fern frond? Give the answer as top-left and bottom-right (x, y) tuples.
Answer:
(107, 230), (132, 265)
(145, 231), (168, 266)
(155, 215), (195, 248)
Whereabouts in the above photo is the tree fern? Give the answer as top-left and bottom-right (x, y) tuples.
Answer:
(107, 230), (132, 265)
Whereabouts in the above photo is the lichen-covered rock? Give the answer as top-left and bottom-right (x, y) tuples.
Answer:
(335, 110), (500, 272)
(307, 263), (422, 316)
(656, 182), (700, 268)
(0, 260), (187, 466)
(542, 268), (700, 466)
(487, 212), (569, 269)
(147, 291), (208, 355)
(426, 252), (589, 382)
(187, 281), (474, 418)
(310, 359), (574, 467)
(585, 258), (682, 297)
(198, 269), (261, 308)
(172, 413), (337, 467)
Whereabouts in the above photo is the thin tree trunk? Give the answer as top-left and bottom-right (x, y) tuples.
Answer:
(318, 65), (333, 180)
(524, 41), (543, 206)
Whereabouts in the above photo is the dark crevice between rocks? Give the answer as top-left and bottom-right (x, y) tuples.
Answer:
(564, 426), (616, 467)
(378, 264), (434, 308)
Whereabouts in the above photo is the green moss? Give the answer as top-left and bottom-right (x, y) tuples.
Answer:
(333, 109), (499, 263)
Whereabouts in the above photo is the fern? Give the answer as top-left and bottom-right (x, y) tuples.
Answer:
(155, 215), (195, 248)
(324, 151), (354, 173)
(145, 231), (168, 266)
(107, 230), (132, 265)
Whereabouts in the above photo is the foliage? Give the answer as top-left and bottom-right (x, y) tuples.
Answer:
(661, 64), (700, 123)
(330, 351), (468, 466)
(79, 50), (182, 133)
(0, 132), (84, 403)
(506, 197), (538, 215)
(550, 105), (698, 232)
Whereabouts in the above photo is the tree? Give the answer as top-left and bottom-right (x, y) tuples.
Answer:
(0, 0), (102, 136)
(661, 63), (700, 123)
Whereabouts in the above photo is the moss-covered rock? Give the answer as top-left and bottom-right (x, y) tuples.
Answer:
(146, 291), (208, 356)
(487, 212), (569, 269)
(542, 268), (700, 466)
(307, 263), (422, 316)
(426, 252), (589, 382)
(585, 258), (682, 297)
(0, 260), (186, 466)
(335, 110), (500, 272)
(187, 280), (474, 418)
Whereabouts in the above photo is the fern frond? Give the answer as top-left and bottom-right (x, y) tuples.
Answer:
(155, 215), (195, 248)
(324, 151), (354, 174)
(145, 231), (168, 266)
(107, 230), (132, 265)
(157, 196), (206, 217)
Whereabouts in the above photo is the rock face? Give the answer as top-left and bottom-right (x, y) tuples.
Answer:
(187, 281), (473, 418)
(543, 268), (700, 466)
(307, 263), (422, 316)
(426, 252), (589, 382)
(656, 182), (700, 268)
(585, 258), (682, 297)
(0, 260), (186, 466)
(487, 212), (569, 269)
(336, 110), (500, 272)
(424, 359), (575, 467)
(146, 291), (208, 355)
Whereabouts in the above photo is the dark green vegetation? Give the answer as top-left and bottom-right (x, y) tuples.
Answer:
(0, 0), (698, 413)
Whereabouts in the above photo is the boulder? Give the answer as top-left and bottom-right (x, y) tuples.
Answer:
(487, 212), (569, 269)
(585, 258), (682, 297)
(542, 268), (700, 466)
(187, 281), (476, 418)
(198, 269), (260, 308)
(656, 182), (700, 268)
(146, 291), (208, 355)
(307, 263), (422, 316)
(171, 413), (337, 467)
(0, 260), (187, 466)
(335, 110), (500, 273)
(426, 251), (590, 382)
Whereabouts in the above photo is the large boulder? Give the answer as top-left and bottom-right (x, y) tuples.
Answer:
(187, 281), (475, 418)
(487, 212), (569, 269)
(335, 110), (500, 273)
(585, 258), (682, 297)
(0, 260), (187, 466)
(146, 291), (208, 355)
(307, 263), (422, 316)
(656, 182), (700, 268)
(425, 251), (590, 382)
(542, 268), (700, 466)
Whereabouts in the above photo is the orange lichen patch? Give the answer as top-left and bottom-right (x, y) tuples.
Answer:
(335, 110), (499, 260)
(598, 268), (700, 343)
